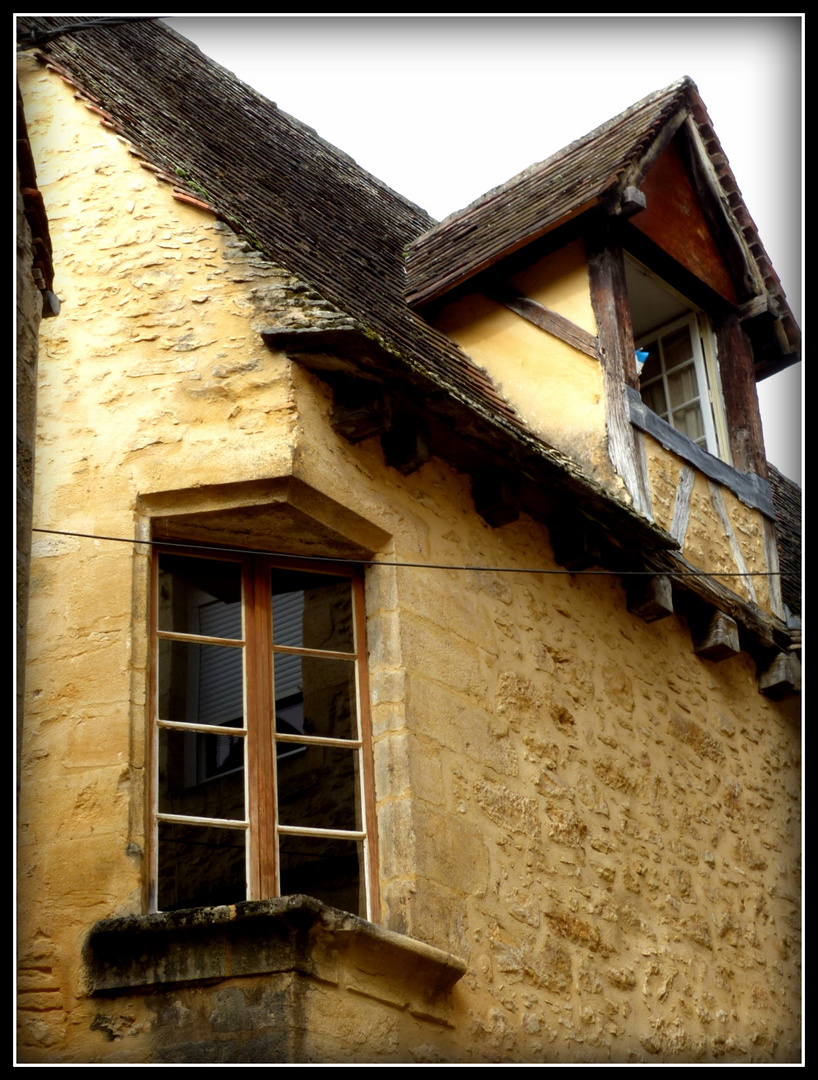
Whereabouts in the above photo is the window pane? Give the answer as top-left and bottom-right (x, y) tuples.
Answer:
(271, 571), (355, 653)
(661, 326), (694, 371)
(157, 821), (246, 911)
(672, 403), (706, 445)
(158, 640), (244, 726)
(278, 834), (364, 917)
(158, 728), (245, 819)
(157, 555), (242, 636)
(642, 380), (668, 418)
(273, 654), (357, 741)
(277, 743), (360, 831)
(666, 364), (699, 410)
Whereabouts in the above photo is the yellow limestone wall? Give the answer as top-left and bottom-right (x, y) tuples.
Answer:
(18, 59), (801, 1064)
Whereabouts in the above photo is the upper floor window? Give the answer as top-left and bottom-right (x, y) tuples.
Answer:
(151, 548), (377, 920)
(625, 255), (730, 463)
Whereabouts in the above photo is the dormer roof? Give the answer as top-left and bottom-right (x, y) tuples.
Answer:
(405, 77), (799, 377)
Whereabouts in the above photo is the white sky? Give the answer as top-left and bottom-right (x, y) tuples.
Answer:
(165, 15), (803, 483)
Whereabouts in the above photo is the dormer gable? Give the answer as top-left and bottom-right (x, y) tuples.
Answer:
(406, 77), (799, 381)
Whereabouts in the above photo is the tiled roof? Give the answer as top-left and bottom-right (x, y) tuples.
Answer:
(20, 15), (679, 552)
(19, 16), (517, 431)
(406, 79), (689, 308)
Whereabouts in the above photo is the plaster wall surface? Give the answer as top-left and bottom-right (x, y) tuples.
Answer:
(433, 244), (611, 488)
(18, 59), (801, 1064)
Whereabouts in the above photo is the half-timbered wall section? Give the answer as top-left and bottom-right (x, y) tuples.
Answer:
(17, 18), (800, 1065)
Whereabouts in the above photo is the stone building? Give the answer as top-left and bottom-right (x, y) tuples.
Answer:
(17, 17), (801, 1064)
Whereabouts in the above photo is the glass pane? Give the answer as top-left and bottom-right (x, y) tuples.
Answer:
(666, 364), (699, 410)
(672, 403), (706, 444)
(271, 571), (354, 653)
(642, 380), (668, 418)
(158, 640), (244, 726)
(157, 821), (246, 911)
(158, 728), (245, 820)
(661, 326), (694, 371)
(157, 555), (242, 636)
(276, 743), (360, 831)
(274, 653), (357, 741)
(278, 834), (364, 917)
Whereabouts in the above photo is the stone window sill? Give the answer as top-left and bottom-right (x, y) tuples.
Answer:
(85, 895), (467, 1024)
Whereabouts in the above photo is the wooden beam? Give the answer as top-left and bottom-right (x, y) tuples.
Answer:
(669, 465), (695, 546)
(586, 233), (653, 517)
(693, 610), (740, 661)
(708, 482), (757, 605)
(472, 469), (520, 528)
(548, 517), (602, 572)
(626, 574), (674, 622)
(489, 287), (599, 359)
(381, 414), (430, 476)
(758, 652), (801, 700)
(714, 310), (768, 477)
(331, 383), (391, 444)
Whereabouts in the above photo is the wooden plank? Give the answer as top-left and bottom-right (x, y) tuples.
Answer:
(645, 549), (788, 656)
(676, 118), (758, 301)
(634, 429), (653, 521)
(761, 516), (786, 621)
(707, 482), (757, 605)
(631, 133), (739, 305)
(490, 287), (599, 359)
(586, 235), (653, 517)
(670, 465), (695, 545)
(693, 610), (740, 661)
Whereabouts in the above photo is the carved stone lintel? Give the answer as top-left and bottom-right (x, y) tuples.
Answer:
(626, 574), (674, 622)
(694, 610), (740, 662)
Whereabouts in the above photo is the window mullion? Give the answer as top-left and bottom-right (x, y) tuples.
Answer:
(247, 557), (277, 900)
(353, 573), (380, 923)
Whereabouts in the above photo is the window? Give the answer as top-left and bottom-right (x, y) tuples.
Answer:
(637, 312), (724, 455)
(150, 548), (377, 920)
(625, 255), (730, 462)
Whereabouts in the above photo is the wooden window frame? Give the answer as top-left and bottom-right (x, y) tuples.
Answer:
(149, 546), (380, 922)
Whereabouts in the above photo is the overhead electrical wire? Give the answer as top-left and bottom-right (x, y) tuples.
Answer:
(31, 527), (788, 579)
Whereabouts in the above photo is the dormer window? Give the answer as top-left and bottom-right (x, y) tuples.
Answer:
(625, 255), (730, 464)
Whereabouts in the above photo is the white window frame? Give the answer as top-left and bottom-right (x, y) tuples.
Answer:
(626, 254), (731, 464)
